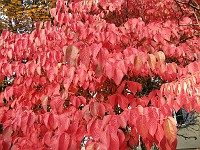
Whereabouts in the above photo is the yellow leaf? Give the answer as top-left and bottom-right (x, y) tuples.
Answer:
(155, 51), (165, 62)
(164, 117), (177, 145)
(134, 56), (142, 70)
(148, 54), (156, 70)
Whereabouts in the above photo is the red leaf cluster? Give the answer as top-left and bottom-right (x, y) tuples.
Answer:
(0, 0), (200, 149)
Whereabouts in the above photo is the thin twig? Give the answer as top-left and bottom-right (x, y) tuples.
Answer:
(189, 0), (200, 10)
(177, 133), (197, 140)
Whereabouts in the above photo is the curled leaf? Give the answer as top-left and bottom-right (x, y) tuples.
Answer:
(63, 45), (79, 66)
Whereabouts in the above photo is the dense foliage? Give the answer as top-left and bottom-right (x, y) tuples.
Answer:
(0, 0), (200, 149)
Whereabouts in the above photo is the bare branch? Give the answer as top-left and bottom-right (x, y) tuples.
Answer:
(177, 133), (198, 140)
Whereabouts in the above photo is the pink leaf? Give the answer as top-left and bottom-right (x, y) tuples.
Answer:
(118, 111), (127, 128)
(180, 17), (192, 25)
(155, 123), (164, 143)
(127, 81), (142, 95)
(117, 129), (125, 146)
(43, 131), (53, 146)
(148, 107), (158, 137)
(105, 62), (114, 79)
(118, 94), (129, 110)
(160, 28), (171, 41)
(58, 133), (70, 150)
(108, 94), (117, 108)
(4, 87), (13, 101)
(89, 119), (102, 140)
(80, 47), (90, 67)
(109, 133), (119, 150)
(90, 102), (99, 117)
(49, 113), (58, 130)
(136, 114), (148, 139)
(98, 103), (106, 117)
(3, 126), (12, 142)
(113, 68), (124, 85)
(58, 113), (70, 132)
(100, 131), (110, 149)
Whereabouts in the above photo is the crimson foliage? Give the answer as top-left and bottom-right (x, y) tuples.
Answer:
(0, 0), (200, 149)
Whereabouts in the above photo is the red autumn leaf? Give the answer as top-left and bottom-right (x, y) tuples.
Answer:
(108, 94), (117, 108)
(27, 112), (35, 128)
(3, 126), (12, 142)
(58, 113), (70, 132)
(79, 96), (86, 105)
(1, 0), (199, 149)
(113, 68), (124, 85)
(79, 47), (90, 68)
(109, 115), (120, 131)
(90, 101), (99, 117)
(117, 129), (125, 147)
(117, 80), (126, 94)
(105, 62), (114, 79)
(1, 29), (9, 40)
(43, 131), (53, 146)
(127, 81), (142, 95)
(2, 63), (12, 76)
(70, 96), (81, 108)
(136, 114), (148, 139)
(101, 115), (112, 130)
(160, 104), (172, 117)
(98, 103), (106, 117)
(4, 86), (13, 101)
(118, 111), (128, 128)
(48, 113), (58, 130)
(117, 94), (129, 110)
(117, 60), (127, 74)
(0, 93), (4, 106)
(68, 139), (78, 150)
(187, 61), (199, 74)
(155, 123), (165, 143)
(50, 95), (64, 113)
(41, 95), (48, 112)
(7, 50), (12, 59)
(180, 17), (192, 25)
(28, 62), (36, 75)
(109, 132), (119, 150)
(129, 107), (139, 126)
(76, 125), (86, 141)
(58, 133), (70, 150)
(89, 119), (102, 140)
(164, 117), (177, 146)
(109, 32), (116, 45)
(148, 107), (158, 137)
(100, 130), (110, 149)
(0, 74), (4, 82)
(67, 121), (78, 135)
(25, 77), (33, 87)
(160, 28), (171, 41)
